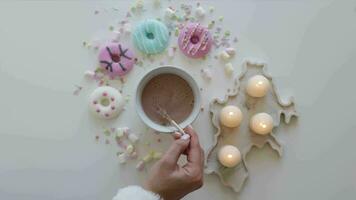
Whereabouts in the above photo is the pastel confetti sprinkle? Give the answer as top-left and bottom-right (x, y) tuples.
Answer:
(224, 30), (231, 37)
(208, 21), (215, 29)
(104, 129), (111, 136)
(143, 154), (153, 163)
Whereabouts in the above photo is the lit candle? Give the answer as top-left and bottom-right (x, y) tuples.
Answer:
(218, 145), (241, 168)
(250, 112), (274, 135)
(220, 105), (243, 128)
(246, 75), (270, 97)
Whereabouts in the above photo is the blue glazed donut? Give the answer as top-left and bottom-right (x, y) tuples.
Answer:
(133, 19), (170, 54)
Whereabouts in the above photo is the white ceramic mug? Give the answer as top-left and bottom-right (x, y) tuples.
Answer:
(135, 66), (201, 133)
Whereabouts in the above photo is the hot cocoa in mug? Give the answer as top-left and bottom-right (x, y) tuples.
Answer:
(136, 66), (201, 133)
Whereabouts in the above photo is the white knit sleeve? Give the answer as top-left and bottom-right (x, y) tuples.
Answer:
(112, 185), (160, 200)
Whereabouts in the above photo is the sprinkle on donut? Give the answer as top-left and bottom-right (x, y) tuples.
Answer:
(178, 23), (213, 58)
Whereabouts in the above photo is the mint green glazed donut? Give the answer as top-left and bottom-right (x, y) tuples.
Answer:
(133, 19), (170, 54)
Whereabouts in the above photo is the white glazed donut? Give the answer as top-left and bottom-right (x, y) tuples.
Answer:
(89, 86), (124, 119)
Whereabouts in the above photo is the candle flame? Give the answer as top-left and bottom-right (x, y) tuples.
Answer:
(228, 111), (234, 116)
(259, 122), (267, 128)
(227, 154), (233, 158)
(255, 80), (264, 87)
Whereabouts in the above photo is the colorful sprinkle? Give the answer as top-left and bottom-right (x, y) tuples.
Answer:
(143, 154), (153, 163)
(208, 21), (215, 29)
(224, 30), (231, 37)
(103, 129), (111, 136)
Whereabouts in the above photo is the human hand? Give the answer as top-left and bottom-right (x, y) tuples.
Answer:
(144, 125), (204, 200)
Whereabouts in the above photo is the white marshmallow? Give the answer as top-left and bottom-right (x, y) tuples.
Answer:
(201, 68), (213, 80)
(123, 23), (131, 35)
(116, 128), (125, 138)
(84, 70), (95, 79)
(118, 153), (127, 164)
(126, 144), (134, 154)
(225, 47), (236, 56)
(225, 63), (234, 76)
(196, 6), (206, 18)
(165, 7), (175, 19)
(168, 47), (175, 58)
(128, 133), (139, 143)
(219, 51), (231, 61)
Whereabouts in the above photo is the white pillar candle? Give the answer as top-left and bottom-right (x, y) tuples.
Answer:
(218, 145), (241, 168)
(246, 75), (270, 97)
(220, 105), (243, 128)
(250, 112), (274, 135)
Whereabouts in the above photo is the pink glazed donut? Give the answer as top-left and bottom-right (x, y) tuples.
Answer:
(98, 43), (135, 77)
(178, 23), (213, 58)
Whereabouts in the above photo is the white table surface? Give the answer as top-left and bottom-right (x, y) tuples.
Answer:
(1, 0), (356, 199)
